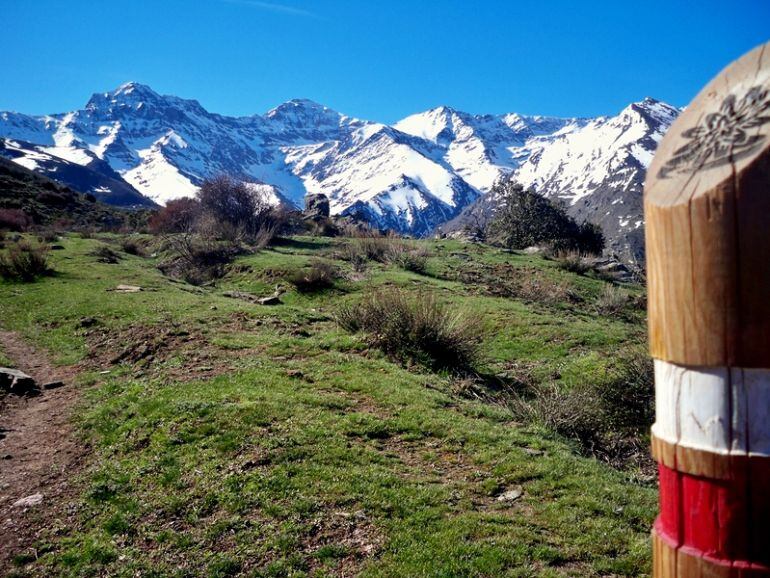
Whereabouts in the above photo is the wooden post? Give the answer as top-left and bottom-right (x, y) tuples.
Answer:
(645, 41), (770, 576)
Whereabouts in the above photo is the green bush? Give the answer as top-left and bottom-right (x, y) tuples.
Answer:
(0, 240), (52, 281)
(337, 288), (483, 373)
(487, 180), (604, 255)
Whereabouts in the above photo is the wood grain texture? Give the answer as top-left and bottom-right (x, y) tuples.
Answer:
(645, 41), (770, 367)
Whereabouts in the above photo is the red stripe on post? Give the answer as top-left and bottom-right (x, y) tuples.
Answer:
(750, 457), (770, 566)
(657, 463), (681, 543)
(657, 463), (764, 565)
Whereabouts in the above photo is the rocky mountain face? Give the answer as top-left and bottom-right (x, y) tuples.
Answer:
(398, 99), (679, 263)
(0, 83), (679, 262)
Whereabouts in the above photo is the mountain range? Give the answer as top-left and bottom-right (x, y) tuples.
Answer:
(0, 82), (679, 263)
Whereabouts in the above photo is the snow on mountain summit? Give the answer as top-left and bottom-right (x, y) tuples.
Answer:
(0, 83), (680, 261)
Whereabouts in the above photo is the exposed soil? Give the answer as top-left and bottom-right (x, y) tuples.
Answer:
(0, 331), (86, 571)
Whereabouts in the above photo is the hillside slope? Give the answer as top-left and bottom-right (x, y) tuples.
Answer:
(0, 156), (145, 228)
(0, 234), (655, 576)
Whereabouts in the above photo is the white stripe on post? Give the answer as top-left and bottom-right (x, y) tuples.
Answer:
(652, 360), (770, 456)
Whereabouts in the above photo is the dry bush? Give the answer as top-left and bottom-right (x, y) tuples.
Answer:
(90, 245), (122, 264)
(352, 237), (395, 262)
(119, 237), (148, 257)
(554, 251), (591, 275)
(288, 260), (338, 293)
(509, 348), (653, 467)
(386, 243), (429, 274)
(149, 179), (285, 249)
(196, 176), (281, 247)
(0, 209), (32, 232)
(336, 288), (483, 373)
(36, 228), (59, 243)
(148, 197), (201, 234)
(339, 223), (383, 238)
(514, 273), (574, 305)
(340, 242), (368, 273)
(158, 234), (238, 285)
(0, 240), (52, 281)
(595, 284), (630, 317)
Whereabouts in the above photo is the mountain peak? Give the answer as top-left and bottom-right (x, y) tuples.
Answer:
(106, 82), (164, 103)
(85, 81), (164, 111)
(267, 98), (331, 116)
(622, 97), (679, 126)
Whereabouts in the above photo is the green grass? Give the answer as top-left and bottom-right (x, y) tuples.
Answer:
(0, 234), (654, 577)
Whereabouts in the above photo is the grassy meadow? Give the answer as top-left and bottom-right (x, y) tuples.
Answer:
(0, 233), (656, 577)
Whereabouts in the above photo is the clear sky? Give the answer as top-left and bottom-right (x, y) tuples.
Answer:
(3, 0), (769, 123)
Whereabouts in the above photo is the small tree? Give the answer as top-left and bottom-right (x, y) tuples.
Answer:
(196, 175), (276, 243)
(486, 180), (604, 255)
(148, 197), (201, 234)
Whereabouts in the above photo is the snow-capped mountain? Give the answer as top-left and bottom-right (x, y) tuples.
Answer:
(0, 138), (156, 208)
(0, 82), (679, 261)
(397, 99), (679, 262)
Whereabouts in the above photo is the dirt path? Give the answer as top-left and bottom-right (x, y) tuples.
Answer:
(0, 331), (85, 570)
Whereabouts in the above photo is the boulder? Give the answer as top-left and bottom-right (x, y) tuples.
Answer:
(0, 367), (38, 395)
(258, 295), (282, 306)
(13, 493), (44, 508)
(496, 486), (524, 503)
(304, 193), (330, 219)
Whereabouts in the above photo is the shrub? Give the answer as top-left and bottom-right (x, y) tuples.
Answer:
(119, 237), (147, 257)
(336, 288), (483, 373)
(90, 245), (122, 264)
(509, 348), (653, 467)
(0, 209), (32, 232)
(340, 242), (368, 273)
(353, 237), (392, 262)
(37, 228), (60, 243)
(196, 176), (280, 246)
(486, 180), (604, 255)
(148, 197), (201, 234)
(595, 285), (630, 317)
(514, 273), (574, 305)
(288, 260), (338, 293)
(386, 243), (428, 274)
(158, 235), (237, 285)
(0, 241), (52, 281)
(554, 251), (591, 275)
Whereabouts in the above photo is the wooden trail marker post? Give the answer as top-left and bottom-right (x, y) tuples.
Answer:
(645, 41), (770, 576)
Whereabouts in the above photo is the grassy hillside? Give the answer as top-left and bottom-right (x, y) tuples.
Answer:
(0, 157), (148, 230)
(0, 234), (655, 577)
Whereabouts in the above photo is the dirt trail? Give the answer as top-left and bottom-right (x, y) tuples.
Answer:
(0, 331), (85, 570)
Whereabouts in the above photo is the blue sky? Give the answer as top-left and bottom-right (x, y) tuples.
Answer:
(3, 0), (769, 122)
